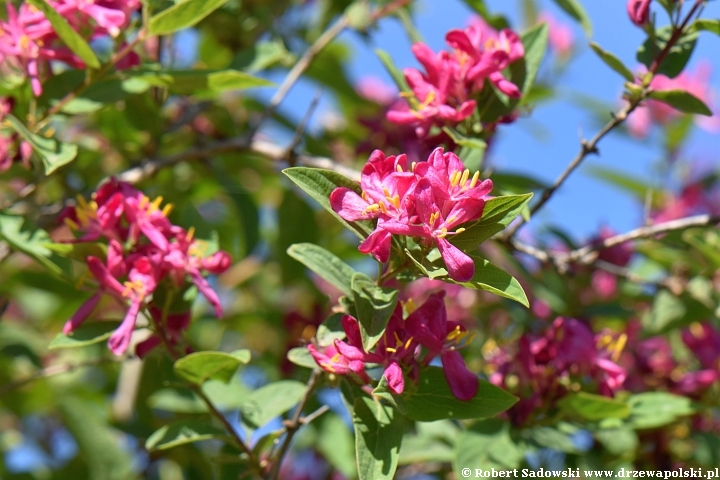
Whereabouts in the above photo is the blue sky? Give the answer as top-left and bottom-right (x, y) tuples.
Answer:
(269, 0), (720, 242)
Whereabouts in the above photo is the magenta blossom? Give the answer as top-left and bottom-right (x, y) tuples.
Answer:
(331, 148), (492, 281)
(627, 0), (652, 26)
(308, 291), (478, 401)
(62, 180), (232, 356)
(405, 291), (478, 400)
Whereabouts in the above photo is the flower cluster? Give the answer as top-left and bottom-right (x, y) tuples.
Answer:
(331, 147), (493, 282)
(627, 63), (720, 138)
(486, 317), (627, 425)
(623, 321), (720, 396)
(61, 179), (231, 356)
(0, 0), (140, 95)
(308, 291), (479, 400)
(0, 97), (32, 171)
(387, 17), (524, 137)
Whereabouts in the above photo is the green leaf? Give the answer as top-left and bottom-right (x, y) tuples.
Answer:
(149, 0), (228, 35)
(287, 347), (319, 370)
(353, 397), (404, 480)
(649, 89), (712, 116)
(683, 228), (720, 269)
(637, 26), (697, 78)
(351, 273), (399, 351)
(442, 127), (487, 153)
(286, 243), (358, 297)
(174, 350), (251, 385)
(454, 419), (523, 476)
(345, 1), (372, 30)
(5, 114), (77, 174)
(693, 19), (720, 35)
(127, 69), (272, 94)
(400, 367), (518, 422)
(558, 392), (630, 421)
(278, 189), (319, 284)
(374, 49), (411, 94)
(240, 380), (306, 429)
(59, 397), (136, 480)
(283, 167), (375, 239)
(450, 193), (534, 252)
(518, 23), (549, 97)
(626, 392), (696, 429)
(589, 43), (635, 82)
(551, 0), (592, 36)
(147, 388), (207, 413)
(318, 414), (357, 478)
(451, 258), (529, 307)
(146, 420), (228, 451)
(48, 322), (121, 349)
(646, 290), (685, 334)
(399, 421), (457, 465)
(27, 0), (100, 69)
(0, 214), (72, 276)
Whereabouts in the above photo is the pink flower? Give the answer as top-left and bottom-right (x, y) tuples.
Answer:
(539, 12), (574, 59)
(386, 17), (524, 136)
(627, 63), (720, 138)
(627, 0), (652, 26)
(405, 291), (478, 400)
(331, 148), (492, 281)
(62, 180), (232, 356)
(682, 322), (720, 371)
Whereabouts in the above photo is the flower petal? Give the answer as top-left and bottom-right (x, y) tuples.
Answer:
(440, 350), (479, 401)
(436, 237), (475, 282)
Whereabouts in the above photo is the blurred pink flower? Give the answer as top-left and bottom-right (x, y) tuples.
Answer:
(538, 12), (574, 59)
(627, 0), (652, 26)
(627, 63), (720, 138)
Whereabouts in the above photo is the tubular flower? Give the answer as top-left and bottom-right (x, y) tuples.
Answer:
(0, 0), (140, 95)
(62, 179), (232, 356)
(308, 291), (478, 401)
(387, 17), (524, 136)
(331, 148), (492, 281)
(627, 0), (652, 26)
(486, 317), (626, 425)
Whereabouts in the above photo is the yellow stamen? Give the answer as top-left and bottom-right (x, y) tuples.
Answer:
(138, 195), (149, 209)
(411, 162), (416, 172)
(150, 196), (164, 212)
(186, 226), (195, 242)
(390, 194), (400, 209)
(689, 322), (704, 338)
(396, 164), (403, 172)
(450, 171), (461, 187)
(436, 228), (448, 239)
(393, 332), (403, 348)
(385, 347), (397, 353)
(405, 337), (414, 350)
(378, 201), (389, 214)
(383, 187), (391, 198)
(162, 203), (174, 216)
(64, 218), (79, 230)
(404, 298), (417, 315)
(429, 212), (439, 225)
(469, 171), (480, 189)
(455, 228), (466, 234)
(364, 204), (381, 213)
(446, 215), (457, 224)
(611, 333), (628, 362)
(460, 169), (470, 187)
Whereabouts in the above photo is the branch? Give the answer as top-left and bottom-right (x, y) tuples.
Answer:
(564, 214), (720, 264)
(249, 0), (413, 136)
(504, 99), (643, 238)
(267, 370), (322, 480)
(507, 214), (720, 287)
(115, 137), (360, 184)
(504, 2), (703, 239)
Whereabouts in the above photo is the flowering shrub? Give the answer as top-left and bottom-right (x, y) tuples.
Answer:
(0, 0), (719, 479)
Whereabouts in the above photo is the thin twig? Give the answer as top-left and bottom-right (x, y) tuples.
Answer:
(285, 89), (323, 166)
(504, 99), (643, 238)
(115, 138), (360, 184)
(0, 358), (116, 397)
(504, 2), (703, 239)
(34, 33), (146, 131)
(249, 0), (413, 137)
(563, 214), (720, 264)
(267, 370), (322, 480)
